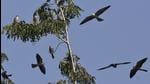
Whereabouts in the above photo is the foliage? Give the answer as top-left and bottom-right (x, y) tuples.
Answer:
(2, 0), (96, 84)
(2, 0), (83, 43)
(1, 52), (9, 71)
(59, 53), (96, 84)
(1, 52), (14, 84)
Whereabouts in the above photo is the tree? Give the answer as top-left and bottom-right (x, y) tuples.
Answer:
(1, 52), (14, 84)
(2, 0), (96, 84)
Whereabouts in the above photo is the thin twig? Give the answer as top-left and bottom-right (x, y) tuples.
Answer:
(54, 41), (65, 52)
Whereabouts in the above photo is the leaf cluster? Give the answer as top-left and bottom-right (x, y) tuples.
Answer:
(2, 0), (83, 43)
(59, 53), (96, 84)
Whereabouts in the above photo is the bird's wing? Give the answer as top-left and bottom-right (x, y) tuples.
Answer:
(130, 68), (138, 78)
(116, 62), (131, 65)
(95, 5), (111, 16)
(39, 64), (46, 75)
(136, 57), (148, 68)
(36, 53), (43, 64)
(80, 15), (95, 25)
(97, 65), (112, 70)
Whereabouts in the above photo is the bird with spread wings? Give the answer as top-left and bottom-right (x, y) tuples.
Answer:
(130, 57), (148, 78)
(80, 5), (111, 25)
(31, 53), (46, 75)
(97, 62), (131, 70)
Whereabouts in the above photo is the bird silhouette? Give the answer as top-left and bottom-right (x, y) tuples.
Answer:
(49, 45), (55, 59)
(130, 57), (148, 78)
(31, 53), (46, 75)
(48, 42), (64, 59)
(97, 62), (131, 70)
(2, 71), (12, 79)
(80, 5), (111, 25)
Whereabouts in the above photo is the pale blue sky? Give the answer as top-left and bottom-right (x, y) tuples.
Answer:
(1, 0), (150, 84)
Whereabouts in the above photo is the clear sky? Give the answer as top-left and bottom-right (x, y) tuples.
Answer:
(1, 0), (150, 84)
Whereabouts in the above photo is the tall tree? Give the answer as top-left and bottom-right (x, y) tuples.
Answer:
(2, 0), (96, 84)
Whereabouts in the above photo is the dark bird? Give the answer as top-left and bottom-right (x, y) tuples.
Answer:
(13, 15), (20, 23)
(49, 45), (55, 59)
(97, 62), (131, 70)
(80, 5), (111, 25)
(130, 57), (148, 78)
(46, 0), (51, 2)
(31, 53), (46, 74)
(2, 71), (12, 79)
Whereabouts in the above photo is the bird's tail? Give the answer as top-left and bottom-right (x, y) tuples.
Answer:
(31, 64), (38, 68)
(96, 17), (104, 22)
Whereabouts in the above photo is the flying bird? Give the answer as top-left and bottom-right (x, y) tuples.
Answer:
(97, 62), (131, 70)
(13, 15), (20, 23)
(2, 71), (12, 80)
(31, 53), (46, 75)
(49, 45), (55, 59)
(130, 57), (148, 78)
(80, 5), (111, 25)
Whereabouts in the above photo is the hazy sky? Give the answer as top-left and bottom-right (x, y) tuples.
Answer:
(1, 0), (150, 84)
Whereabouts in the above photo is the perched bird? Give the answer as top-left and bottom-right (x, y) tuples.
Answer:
(13, 15), (20, 23)
(49, 45), (55, 59)
(80, 5), (110, 25)
(31, 53), (46, 74)
(130, 57), (148, 78)
(97, 62), (131, 70)
(2, 71), (12, 79)
(33, 11), (40, 24)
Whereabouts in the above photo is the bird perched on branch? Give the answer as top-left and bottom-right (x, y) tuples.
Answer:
(13, 15), (20, 24)
(130, 57), (148, 78)
(97, 62), (131, 70)
(2, 71), (12, 80)
(31, 53), (46, 75)
(80, 5), (111, 25)
(33, 11), (40, 24)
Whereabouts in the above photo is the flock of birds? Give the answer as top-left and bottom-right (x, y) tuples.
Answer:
(12, 5), (111, 26)
(1, 4), (149, 83)
(1, 55), (148, 81)
(97, 57), (148, 78)
(30, 55), (148, 79)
